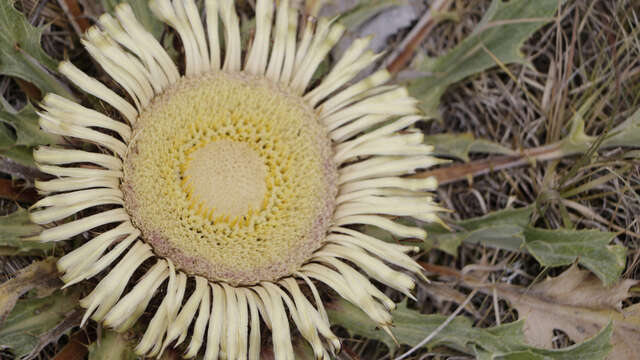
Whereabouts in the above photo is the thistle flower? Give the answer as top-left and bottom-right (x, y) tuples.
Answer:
(28, 0), (443, 358)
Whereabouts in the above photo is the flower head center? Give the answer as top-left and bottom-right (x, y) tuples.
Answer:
(122, 71), (337, 286)
(183, 140), (267, 221)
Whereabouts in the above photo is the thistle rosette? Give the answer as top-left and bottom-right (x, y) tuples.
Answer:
(27, 0), (444, 358)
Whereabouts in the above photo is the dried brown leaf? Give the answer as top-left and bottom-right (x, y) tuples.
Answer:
(51, 332), (89, 360)
(493, 265), (640, 360)
(0, 258), (60, 325)
(56, 0), (91, 35)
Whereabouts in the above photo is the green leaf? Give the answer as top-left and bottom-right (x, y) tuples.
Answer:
(421, 206), (624, 285)
(475, 349), (545, 360)
(0, 102), (60, 147)
(553, 92), (600, 156)
(0, 290), (80, 358)
(0, 101), (61, 166)
(338, 0), (408, 29)
(475, 323), (612, 360)
(0, 145), (34, 167)
(0, 123), (14, 150)
(0, 208), (53, 253)
(424, 132), (516, 162)
(408, 0), (563, 116)
(0, 123), (35, 167)
(328, 298), (530, 355)
(529, 322), (613, 360)
(88, 330), (137, 360)
(102, 0), (164, 40)
(0, 0), (72, 98)
(603, 108), (640, 149)
(423, 206), (534, 254)
(523, 227), (626, 286)
(330, 297), (613, 359)
(0, 0), (64, 166)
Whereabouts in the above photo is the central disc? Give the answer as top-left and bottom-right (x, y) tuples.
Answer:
(122, 71), (337, 285)
(184, 140), (267, 220)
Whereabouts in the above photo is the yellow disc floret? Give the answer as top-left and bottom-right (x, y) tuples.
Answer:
(122, 71), (337, 285)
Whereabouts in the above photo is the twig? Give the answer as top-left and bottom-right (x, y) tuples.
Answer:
(341, 345), (362, 360)
(412, 143), (566, 185)
(383, 0), (454, 75)
(0, 155), (47, 181)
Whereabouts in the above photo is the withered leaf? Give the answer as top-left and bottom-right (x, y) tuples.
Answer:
(493, 265), (639, 360)
(0, 258), (60, 325)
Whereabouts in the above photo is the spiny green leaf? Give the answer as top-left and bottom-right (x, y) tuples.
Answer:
(0, 123), (34, 167)
(423, 206), (534, 254)
(407, 0), (563, 116)
(0, 0), (72, 98)
(0, 101), (61, 166)
(474, 323), (612, 360)
(475, 349), (545, 360)
(528, 323), (613, 360)
(0, 289), (80, 358)
(366, 207), (531, 256)
(102, 0), (164, 39)
(330, 297), (612, 359)
(0, 208), (53, 253)
(421, 206), (624, 285)
(0, 102), (60, 147)
(88, 329), (137, 360)
(328, 298), (529, 355)
(424, 132), (516, 162)
(523, 227), (626, 286)
(0, 0), (56, 70)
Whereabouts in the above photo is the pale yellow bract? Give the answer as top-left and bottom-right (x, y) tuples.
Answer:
(27, 0), (444, 358)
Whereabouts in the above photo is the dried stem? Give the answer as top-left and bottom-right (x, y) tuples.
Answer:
(0, 156), (46, 182)
(384, 0), (454, 75)
(412, 143), (566, 185)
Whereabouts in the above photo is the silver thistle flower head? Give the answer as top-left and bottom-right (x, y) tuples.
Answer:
(28, 0), (444, 358)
